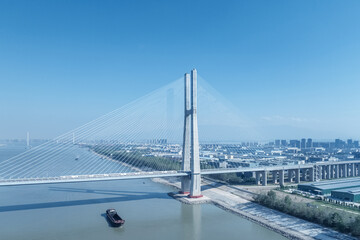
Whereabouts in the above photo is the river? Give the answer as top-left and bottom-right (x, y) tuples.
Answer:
(0, 142), (286, 240)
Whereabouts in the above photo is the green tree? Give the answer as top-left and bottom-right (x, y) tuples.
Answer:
(267, 190), (276, 200)
(351, 216), (360, 236)
(284, 195), (292, 206)
(329, 212), (343, 228)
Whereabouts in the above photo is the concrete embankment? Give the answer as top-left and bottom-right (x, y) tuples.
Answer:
(153, 177), (356, 240)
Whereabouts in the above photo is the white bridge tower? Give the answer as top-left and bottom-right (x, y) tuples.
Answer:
(181, 69), (202, 198)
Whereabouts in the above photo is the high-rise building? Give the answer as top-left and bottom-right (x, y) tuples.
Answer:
(301, 138), (306, 149)
(347, 139), (353, 148)
(335, 139), (345, 148)
(306, 138), (313, 148)
(289, 140), (300, 148)
(281, 140), (287, 147)
(275, 139), (280, 147)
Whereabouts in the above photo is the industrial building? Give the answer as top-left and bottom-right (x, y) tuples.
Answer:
(298, 177), (360, 195)
(331, 187), (360, 202)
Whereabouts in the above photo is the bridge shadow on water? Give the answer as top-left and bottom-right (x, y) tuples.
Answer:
(0, 187), (169, 213)
(48, 186), (160, 196)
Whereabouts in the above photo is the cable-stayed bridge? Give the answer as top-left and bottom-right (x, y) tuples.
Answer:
(2, 69), (360, 198)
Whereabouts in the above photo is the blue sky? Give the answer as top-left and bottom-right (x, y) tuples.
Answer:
(1, 0), (360, 140)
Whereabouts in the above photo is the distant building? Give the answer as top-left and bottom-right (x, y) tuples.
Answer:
(281, 140), (287, 147)
(306, 138), (313, 148)
(335, 139), (345, 148)
(289, 140), (300, 148)
(307, 157), (324, 163)
(275, 139), (280, 147)
(301, 138), (306, 149)
(149, 139), (167, 144)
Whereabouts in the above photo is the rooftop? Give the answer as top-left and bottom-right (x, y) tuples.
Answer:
(332, 186), (360, 194)
(299, 177), (360, 190)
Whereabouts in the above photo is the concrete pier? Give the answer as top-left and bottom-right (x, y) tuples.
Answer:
(295, 168), (300, 183)
(279, 170), (284, 187)
(262, 171), (267, 186)
(272, 171), (278, 184)
(309, 168), (315, 182)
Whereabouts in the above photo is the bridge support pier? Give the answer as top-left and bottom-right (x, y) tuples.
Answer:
(326, 165), (330, 179)
(255, 172), (261, 185)
(181, 176), (191, 194)
(190, 173), (202, 197)
(344, 164), (348, 178)
(272, 171), (278, 184)
(279, 170), (284, 187)
(262, 171), (267, 186)
(295, 168), (300, 183)
(288, 170), (293, 182)
(341, 164), (345, 178)
(309, 167), (315, 182)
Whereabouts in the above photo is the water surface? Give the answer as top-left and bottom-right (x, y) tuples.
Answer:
(0, 143), (286, 240)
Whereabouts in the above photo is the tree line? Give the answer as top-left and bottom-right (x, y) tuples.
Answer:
(92, 146), (181, 171)
(255, 190), (360, 237)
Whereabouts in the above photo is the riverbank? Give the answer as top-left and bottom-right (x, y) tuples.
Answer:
(93, 151), (355, 239)
(153, 177), (356, 240)
(0, 144), (289, 240)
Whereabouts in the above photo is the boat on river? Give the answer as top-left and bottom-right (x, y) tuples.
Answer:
(106, 209), (125, 227)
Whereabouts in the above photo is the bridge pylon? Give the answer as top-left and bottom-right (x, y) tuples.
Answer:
(180, 69), (202, 198)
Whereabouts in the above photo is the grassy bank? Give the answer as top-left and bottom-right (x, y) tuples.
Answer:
(255, 190), (360, 237)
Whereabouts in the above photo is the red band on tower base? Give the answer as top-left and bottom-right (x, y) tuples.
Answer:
(188, 194), (203, 198)
(179, 191), (190, 194)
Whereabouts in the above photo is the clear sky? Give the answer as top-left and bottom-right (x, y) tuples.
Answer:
(1, 0), (360, 140)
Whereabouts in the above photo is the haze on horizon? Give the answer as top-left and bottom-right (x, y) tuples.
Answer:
(1, 0), (360, 141)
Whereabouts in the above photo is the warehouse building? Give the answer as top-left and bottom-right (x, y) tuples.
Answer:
(331, 187), (360, 202)
(298, 177), (360, 195)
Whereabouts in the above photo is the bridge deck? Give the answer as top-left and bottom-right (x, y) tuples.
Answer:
(0, 171), (188, 186)
(2, 160), (360, 186)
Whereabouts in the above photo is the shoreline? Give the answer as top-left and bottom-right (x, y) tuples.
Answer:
(152, 177), (356, 240)
(152, 177), (308, 240)
(94, 151), (355, 240)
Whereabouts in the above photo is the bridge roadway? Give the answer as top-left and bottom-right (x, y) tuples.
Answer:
(0, 171), (188, 186)
(1, 160), (360, 186)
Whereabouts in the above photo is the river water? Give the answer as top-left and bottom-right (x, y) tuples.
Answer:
(0, 142), (286, 240)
